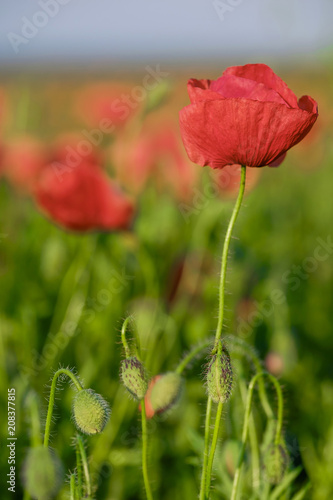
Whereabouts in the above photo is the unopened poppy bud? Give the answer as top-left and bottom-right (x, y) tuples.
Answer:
(150, 372), (183, 414)
(72, 389), (110, 435)
(121, 357), (148, 400)
(206, 346), (233, 403)
(262, 443), (289, 484)
(22, 446), (64, 499)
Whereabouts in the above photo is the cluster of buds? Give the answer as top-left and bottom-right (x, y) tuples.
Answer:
(120, 354), (183, 418)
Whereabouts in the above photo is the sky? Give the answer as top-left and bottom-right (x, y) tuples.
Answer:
(0, 0), (332, 69)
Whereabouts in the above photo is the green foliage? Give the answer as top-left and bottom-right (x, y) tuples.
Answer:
(0, 70), (332, 499)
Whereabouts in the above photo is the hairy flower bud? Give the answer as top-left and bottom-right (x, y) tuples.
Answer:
(121, 357), (148, 400)
(22, 446), (64, 499)
(206, 345), (233, 403)
(262, 444), (289, 484)
(150, 372), (183, 414)
(72, 389), (110, 435)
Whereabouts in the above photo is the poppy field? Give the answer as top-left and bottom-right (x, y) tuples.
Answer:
(0, 63), (332, 500)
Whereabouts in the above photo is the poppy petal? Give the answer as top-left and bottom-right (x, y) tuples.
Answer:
(223, 64), (299, 108)
(179, 98), (318, 169)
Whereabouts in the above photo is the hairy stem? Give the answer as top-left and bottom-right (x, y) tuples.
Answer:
(201, 165), (246, 498)
(76, 434), (92, 497)
(69, 473), (76, 500)
(214, 165), (246, 345)
(43, 368), (83, 448)
(121, 315), (141, 359)
(76, 438), (83, 499)
(205, 401), (224, 497)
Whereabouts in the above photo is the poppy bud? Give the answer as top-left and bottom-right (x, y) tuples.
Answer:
(206, 345), (233, 403)
(72, 389), (111, 435)
(262, 443), (289, 484)
(121, 357), (148, 400)
(22, 446), (64, 499)
(150, 372), (183, 414)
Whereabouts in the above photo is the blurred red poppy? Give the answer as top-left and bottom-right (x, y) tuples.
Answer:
(179, 64), (318, 169)
(34, 158), (134, 232)
(73, 82), (140, 130)
(2, 135), (47, 192)
(111, 114), (198, 199)
(50, 132), (105, 172)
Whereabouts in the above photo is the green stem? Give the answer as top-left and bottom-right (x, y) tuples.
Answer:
(205, 402), (224, 497)
(176, 338), (213, 375)
(121, 317), (131, 358)
(76, 439), (83, 499)
(121, 316), (141, 359)
(231, 372), (284, 500)
(43, 368), (83, 448)
(200, 166), (246, 499)
(239, 378), (260, 491)
(214, 165), (246, 345)
(199, 397), (213, 500)
(224, 336), (274, 420)
(28, 393), (42, 448)
(77, 434), (92, 497)
(141, 399), (154, 500)
(69, 473), (76, 500)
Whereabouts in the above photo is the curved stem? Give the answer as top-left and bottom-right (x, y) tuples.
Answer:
(214, 165), (246, 345)
(176, 338), (213, 375)
(121, 316), (141, 359)
(231, 372), (284, 500)
(43, 368), (83, 448)
(141, 399), (154, 500)
(121, 317), (131, 358)
(205, 402), (223, 497)
(199, 397), (213, 500)
(225, 335), (274, 420)
(76, 434), (92, 497)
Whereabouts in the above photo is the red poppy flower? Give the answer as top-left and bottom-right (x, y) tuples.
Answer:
(34, 158), (134, 232)
(2, 135), (47, 192)
(179, 64), (318, 169)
